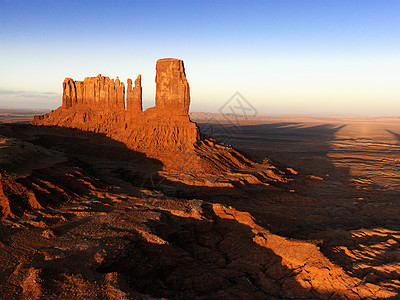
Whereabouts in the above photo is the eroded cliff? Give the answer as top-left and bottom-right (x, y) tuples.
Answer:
(32, 58), (200, 154)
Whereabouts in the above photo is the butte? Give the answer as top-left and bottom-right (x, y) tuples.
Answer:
(32, 58), (253, 174)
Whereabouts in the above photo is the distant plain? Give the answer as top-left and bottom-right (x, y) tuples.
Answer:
(1, 112), (400, 297)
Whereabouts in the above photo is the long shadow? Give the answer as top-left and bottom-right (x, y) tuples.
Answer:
(0, 123), (162, 169)
(199, 121), (348, 175)
(0, 123), (164, 217)
(96, 207), (331, 299)
(182, 122), (368, 226)
(0, 121), (391, 236)
(0, 123), (327, 298)
(2, 122), (400, 296)
(5, 121), (394, 236)
(194, 120), (400, 290)
(386, 129), (400, 142)
(198, 121), (358, 204)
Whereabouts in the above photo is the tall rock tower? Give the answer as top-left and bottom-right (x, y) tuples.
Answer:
(126, 75), (142, 113)
(32, 58), (199, 152)
(155, 58), (190, 116)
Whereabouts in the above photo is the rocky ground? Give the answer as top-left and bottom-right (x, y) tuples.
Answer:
(0, 114), (400, 299)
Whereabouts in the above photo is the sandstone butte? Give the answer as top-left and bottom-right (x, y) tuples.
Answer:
(32, 59), (249, 172)
(32, 59), (199, 152)
(2, 59), (398, 299)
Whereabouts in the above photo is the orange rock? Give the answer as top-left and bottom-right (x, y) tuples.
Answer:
(62, 78), (76, 109)
(31, 59), (258, 174)
(155, 58), (190, 116)
(61, 75), (126, 112)
(32, 58), (200, 154)
(126, 75), (142, 113)
(0, 182), (12, 219)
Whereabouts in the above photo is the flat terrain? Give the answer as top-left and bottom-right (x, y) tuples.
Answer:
(0, 113), (399, 299)
(0, 109), (50, 124)
(195, 113), (400, 294)
(194, 113), (400, 194)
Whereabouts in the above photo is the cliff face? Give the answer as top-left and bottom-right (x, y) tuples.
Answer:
(126, 75), (142, 113)
(62, 75), (125, 111)
(155, 58), (190, 116)
(32, 59), (200, 152)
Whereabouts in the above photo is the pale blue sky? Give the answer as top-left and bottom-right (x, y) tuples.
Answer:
(1, 0), (399, 115)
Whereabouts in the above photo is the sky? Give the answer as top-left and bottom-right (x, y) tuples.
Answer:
(0, 0), (399, 115)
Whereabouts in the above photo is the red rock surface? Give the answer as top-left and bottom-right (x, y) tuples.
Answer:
(62, 75), (125, 111)
(155, 58), (190, 116)
(31, 59), (260, 175)
(126, 75), (142, 113)
(1, 117), (399, 298)
(32, 58), (200, 155)
(0, 60), (396, 299)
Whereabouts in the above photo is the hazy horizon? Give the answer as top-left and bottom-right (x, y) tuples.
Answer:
(1, 0), (399, 116)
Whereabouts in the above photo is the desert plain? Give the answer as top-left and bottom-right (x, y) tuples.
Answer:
(0, 109), (399, 299)
(2, 0), (399, 298)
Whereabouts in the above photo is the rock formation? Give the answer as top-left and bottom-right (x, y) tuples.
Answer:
(155, 58), (190, 116)
(32, 59), (200, 154)
(126, 75), (142, 113)
(62, 75), (126, 111)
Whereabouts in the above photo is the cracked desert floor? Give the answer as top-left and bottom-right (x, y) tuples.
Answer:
(1, 112), (400, 299)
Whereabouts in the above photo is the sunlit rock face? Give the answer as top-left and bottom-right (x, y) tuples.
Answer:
(155, 58), (190, 116)
(62, 75), (126, 111)
(126, 75), (142, 113)
(32, 58), (200, 152)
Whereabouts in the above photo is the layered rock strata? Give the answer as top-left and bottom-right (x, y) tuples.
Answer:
(32, 59), (200, 152)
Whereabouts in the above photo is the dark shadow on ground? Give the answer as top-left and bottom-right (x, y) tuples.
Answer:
(199, 121), (347, 175)
(96, 206), (329, 299)
(194, 121), (400, 290)
(4, 122), (396, 238)
(0, 123), (336, 298)
(0, 123), (163, 218)
(386, 129), (400, 142)
(1, 123), (400, 296)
